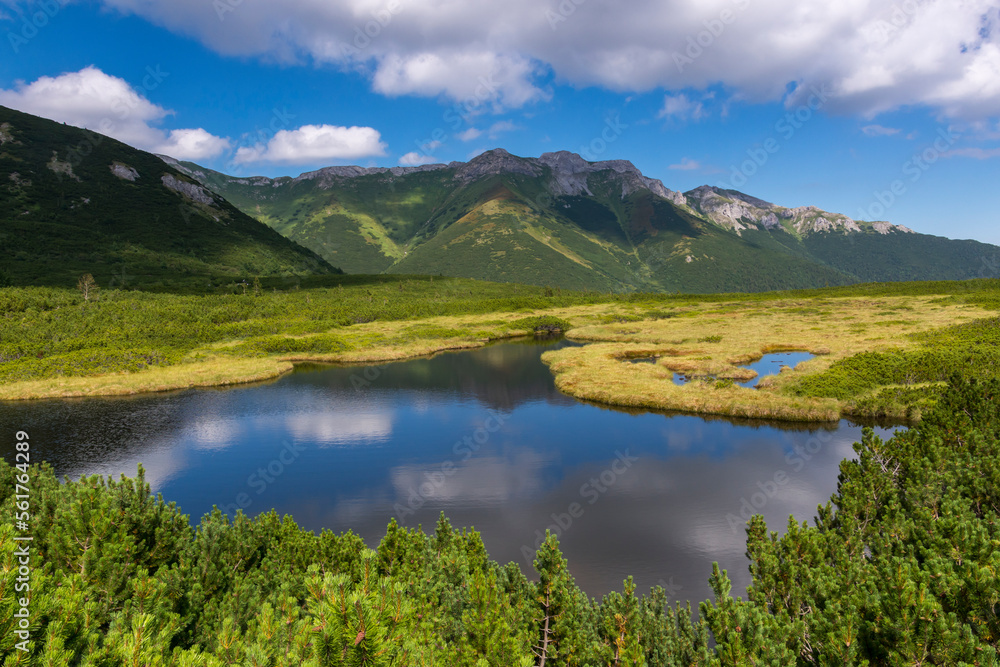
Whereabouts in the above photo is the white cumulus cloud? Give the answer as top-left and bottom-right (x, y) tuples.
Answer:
(233, 124), (387, 165)
(91, 0), (1000, 120)
(658, 94), (707, 122)
(0, 66), (230, 160)
(158, 128), (232, 160)
(398, 151), (437, 166)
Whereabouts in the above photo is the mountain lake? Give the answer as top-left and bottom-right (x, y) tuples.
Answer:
(0, 336), (897, 604)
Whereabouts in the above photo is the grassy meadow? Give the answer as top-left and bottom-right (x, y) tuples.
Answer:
(544, 285), (1000, 422)
(1, 275), (998, 422)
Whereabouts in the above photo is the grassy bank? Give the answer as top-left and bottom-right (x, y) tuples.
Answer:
(0, 276), (589, 399)
(543, 280), (1000, 422)
(2, 277), (998, 419)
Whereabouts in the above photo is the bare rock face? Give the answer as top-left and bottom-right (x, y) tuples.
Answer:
(454, 148), (543, 182)
(683, 186), (765, 233)
(161, 173), (215, 206)
(537, 150), (595, 196)
(110, 162), (139, 181)
(871, 221), (915, 235)
(684, 185), (882, 237)
(535, 150), (687, 204)
(47, 152), (81, 182)
(292, 163), (450, 189)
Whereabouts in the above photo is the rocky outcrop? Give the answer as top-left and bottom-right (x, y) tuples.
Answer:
(46, 152), (81, 182)
(454, 148), (543, 182)
(110, 162), (139, 181)
(684, 185), (894, 237)
(498, 149), (688, 205)
(295, 162), (451, 187)
(161, 173), (215, 205)
(872, 221), (915, 234)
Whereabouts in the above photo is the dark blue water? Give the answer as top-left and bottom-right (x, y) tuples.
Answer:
(0, 338), (894, 603)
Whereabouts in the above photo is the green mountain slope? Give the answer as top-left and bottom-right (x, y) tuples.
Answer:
(0, 106), (337, 290)
(174, 148), (999, 293)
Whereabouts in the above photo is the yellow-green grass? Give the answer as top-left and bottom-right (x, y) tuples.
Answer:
(2, 283), (996, 423)
(0, 308), (604, 400)
(542, 295), (995, 422)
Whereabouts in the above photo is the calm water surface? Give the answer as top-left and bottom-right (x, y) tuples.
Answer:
(0, 337), (896, 604)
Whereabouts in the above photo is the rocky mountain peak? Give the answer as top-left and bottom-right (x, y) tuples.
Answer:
(455, 148), (542, 182)
(682, 185), (916, 237)
(533, 150), (684, 204)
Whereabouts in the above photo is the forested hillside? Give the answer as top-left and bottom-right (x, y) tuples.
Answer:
(0, 106), (337, 291)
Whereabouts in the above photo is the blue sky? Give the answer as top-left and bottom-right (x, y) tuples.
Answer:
(1, 0), (999, 244)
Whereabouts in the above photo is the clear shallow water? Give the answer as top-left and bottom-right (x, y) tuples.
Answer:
(738, 351), (816, 388)
(672, 351), (816, 388)
(1, 338), (892, 604)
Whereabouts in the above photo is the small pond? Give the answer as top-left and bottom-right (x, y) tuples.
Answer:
(672, 351), (816, 388)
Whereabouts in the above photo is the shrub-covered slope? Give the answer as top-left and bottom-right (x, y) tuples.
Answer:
(0, 106), (337, 291)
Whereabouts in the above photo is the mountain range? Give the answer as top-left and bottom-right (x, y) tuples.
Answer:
(2, 102), (996, 293)
(171, 148), (999, 292)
